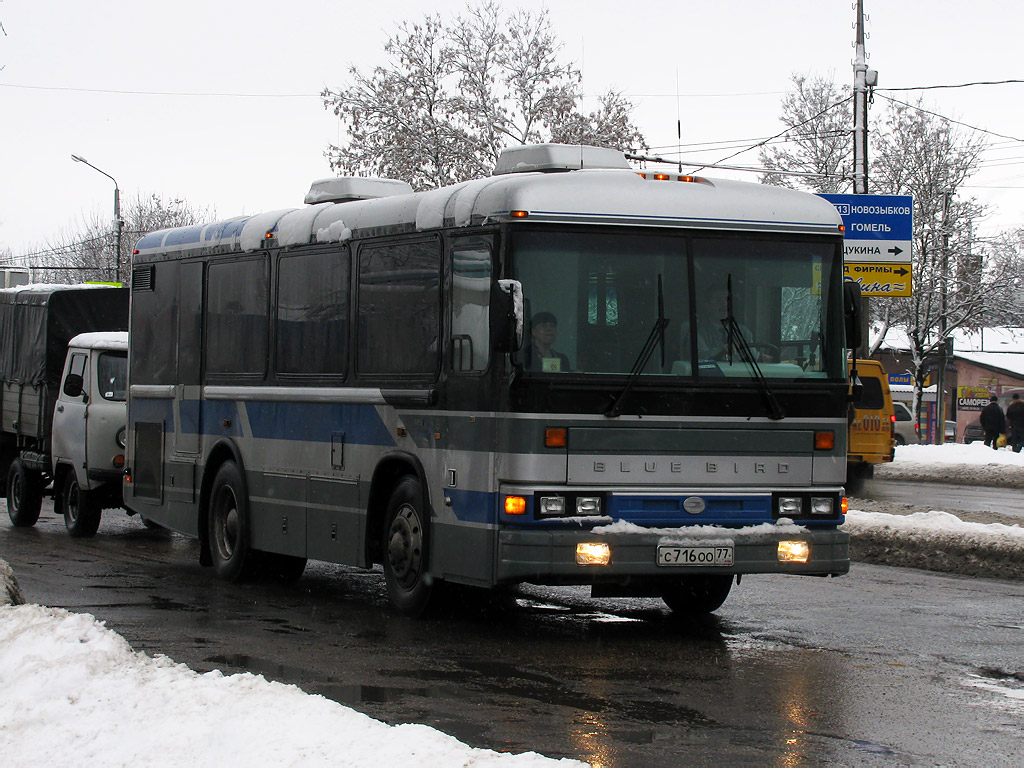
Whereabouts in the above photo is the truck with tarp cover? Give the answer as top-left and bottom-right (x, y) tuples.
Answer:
(1, 285), (129, 534)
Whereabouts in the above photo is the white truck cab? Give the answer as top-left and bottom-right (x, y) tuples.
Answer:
(51, 332), (128, 536)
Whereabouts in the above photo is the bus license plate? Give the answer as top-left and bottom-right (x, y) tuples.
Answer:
(657, 545), (734, 567)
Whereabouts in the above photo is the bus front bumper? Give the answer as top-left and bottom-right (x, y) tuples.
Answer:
(495, 526), (850, 585)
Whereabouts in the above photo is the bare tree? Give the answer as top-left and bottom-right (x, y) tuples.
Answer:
(759, 74), (852, 193)
(26, 193), (212, 285)
(321, 1), (647, 189)
(869, 97), (1011, 420)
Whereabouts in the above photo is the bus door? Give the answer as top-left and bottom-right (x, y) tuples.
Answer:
(173, 261), (203, 458)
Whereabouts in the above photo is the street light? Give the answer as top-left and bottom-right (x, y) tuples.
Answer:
(71, 154), (123, 285)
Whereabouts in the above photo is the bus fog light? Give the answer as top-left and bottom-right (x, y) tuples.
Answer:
(778, 496), (802, 516)
(810, 497), (834, 515)
(576, 542), (611, 566)
(576, 496), (602, 515)
(778, 540), (810, 563)
(539, 496), (566, 516)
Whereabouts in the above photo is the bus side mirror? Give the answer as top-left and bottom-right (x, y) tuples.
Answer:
(843, 281), (863, 351)
(494, 279), (524, 353)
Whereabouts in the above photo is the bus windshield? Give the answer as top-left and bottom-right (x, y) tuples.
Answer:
(510, 228), (844, 380)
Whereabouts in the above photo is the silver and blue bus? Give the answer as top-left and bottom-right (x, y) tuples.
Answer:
(125, 144), (857, 616)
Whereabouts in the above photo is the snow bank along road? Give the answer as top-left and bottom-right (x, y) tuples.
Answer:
(850, 444), (1024, 581)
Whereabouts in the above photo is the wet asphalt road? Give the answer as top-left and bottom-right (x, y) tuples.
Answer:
(855, 477), (1024, 521)
(3, 505), (1023, 767)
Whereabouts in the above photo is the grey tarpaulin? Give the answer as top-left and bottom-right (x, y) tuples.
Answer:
(0, 286), (129, 390)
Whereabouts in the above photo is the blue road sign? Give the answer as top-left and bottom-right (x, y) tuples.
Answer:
(817, 193), (913, 263)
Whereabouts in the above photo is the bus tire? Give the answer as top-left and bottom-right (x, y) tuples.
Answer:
(208, 461), (259, 582)
(661, 575), (733, 614)
(7, 458), (42, 528)
(62, 473), (102, 538)
(383, 476), (437, 617)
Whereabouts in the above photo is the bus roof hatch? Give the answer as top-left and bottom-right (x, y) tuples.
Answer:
(304, 177), (414, 205)
(493, 143), (631, 175)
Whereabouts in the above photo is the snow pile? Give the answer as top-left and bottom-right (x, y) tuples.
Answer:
(877, 442), (1024, 488)
(0, 603), (583, 768)
(0, 559), (24, 606)
(845, 510), (1024, 580)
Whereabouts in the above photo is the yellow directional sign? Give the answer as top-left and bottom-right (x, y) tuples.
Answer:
(843, 262), (912, 297)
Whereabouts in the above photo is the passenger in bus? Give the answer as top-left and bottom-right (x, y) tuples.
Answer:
(525, 311), (571, 372)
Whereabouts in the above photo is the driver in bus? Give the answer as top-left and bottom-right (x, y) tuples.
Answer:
(685, 284), (761, 362)
(525, 311), (572, 372)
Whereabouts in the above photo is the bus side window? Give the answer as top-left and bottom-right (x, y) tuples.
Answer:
(206, 256), (269, 378)
(357, 240), (441, 377)
(451, 246), (491, 373)
(276, 248), (349, 377)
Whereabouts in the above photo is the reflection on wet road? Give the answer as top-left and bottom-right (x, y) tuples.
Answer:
(3, 506), (1023, 766)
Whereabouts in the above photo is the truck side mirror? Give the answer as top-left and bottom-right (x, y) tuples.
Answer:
(843, 281), (863, 351)
(493, 279), (524, 353)
(62, 373), (84, 399)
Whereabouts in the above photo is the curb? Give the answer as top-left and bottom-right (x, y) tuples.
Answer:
(849, 533), (1024, 581)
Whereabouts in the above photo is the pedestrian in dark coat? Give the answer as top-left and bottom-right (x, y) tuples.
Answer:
(1005, 393), (1024, 453)
(979, 395), (1005, 450)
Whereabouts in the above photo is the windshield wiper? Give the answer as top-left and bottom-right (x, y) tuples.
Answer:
(606, 275), (670, 418)
(723, 275), (785, 421)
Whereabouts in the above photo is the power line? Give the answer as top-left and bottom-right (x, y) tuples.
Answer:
(878, 79), (1024, 92)
(875, 94), (1024, 144)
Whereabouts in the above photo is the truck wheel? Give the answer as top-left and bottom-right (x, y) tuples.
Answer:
(383, 475), (439, 617)
(208, 461), (259, 582)
(7, 459), (42, 528)
(661, 575), (733, 614)
(63, 473), (102, 538)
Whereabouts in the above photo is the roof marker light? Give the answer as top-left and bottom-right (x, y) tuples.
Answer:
(511, 210), (529, 218)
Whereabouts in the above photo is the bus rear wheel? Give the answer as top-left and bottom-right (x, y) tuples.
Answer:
(661, 575), (734, 614)
(383, 476), (438, 617)
(7, 458), (42, 528)
(62, 473), (101, 538)
(208, 461), (259, 582)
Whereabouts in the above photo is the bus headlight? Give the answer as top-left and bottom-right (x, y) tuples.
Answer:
(539, 496), (566, 516)
(576, 542), (611, 566)
(810, 497), (834, 515)
(575, 496), (602, 515)
(778, 496), (803, 516)
(778, 540), (810, 563)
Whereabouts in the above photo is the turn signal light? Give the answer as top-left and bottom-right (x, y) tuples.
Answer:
(545, 428), (567, 448)
(841, 496), (849, 515)
(814, 431), (835, 450)
(504, 496), (527, 515)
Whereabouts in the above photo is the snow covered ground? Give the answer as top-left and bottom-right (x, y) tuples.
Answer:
(0, 584), (582, 767)
(1, 443), (1021, 767)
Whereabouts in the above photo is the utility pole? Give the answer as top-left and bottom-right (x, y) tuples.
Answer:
(852, 0), (874, 195)
(935, 193), (951, 444)
(852, 0), (877, 357)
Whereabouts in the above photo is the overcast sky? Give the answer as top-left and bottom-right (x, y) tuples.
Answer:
(1, 0), (1021, 259)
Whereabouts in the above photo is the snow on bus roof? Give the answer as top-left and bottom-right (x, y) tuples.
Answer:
(134, 161), (842, 259)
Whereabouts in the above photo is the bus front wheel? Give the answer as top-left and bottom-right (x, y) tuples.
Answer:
(7, 459), (42, 528)
(208, 461), (258, 582)
(661, 575), (733, 614)
(383, 476), (437, 617)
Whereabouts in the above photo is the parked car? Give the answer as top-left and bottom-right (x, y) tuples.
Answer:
(963, 420), (985, 444)
(892, 402), (920, 445)
(944, 420), (957, 443)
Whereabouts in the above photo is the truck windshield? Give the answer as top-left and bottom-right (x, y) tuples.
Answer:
(97, 353), (127, 401)
(509, 228), (843, 380)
